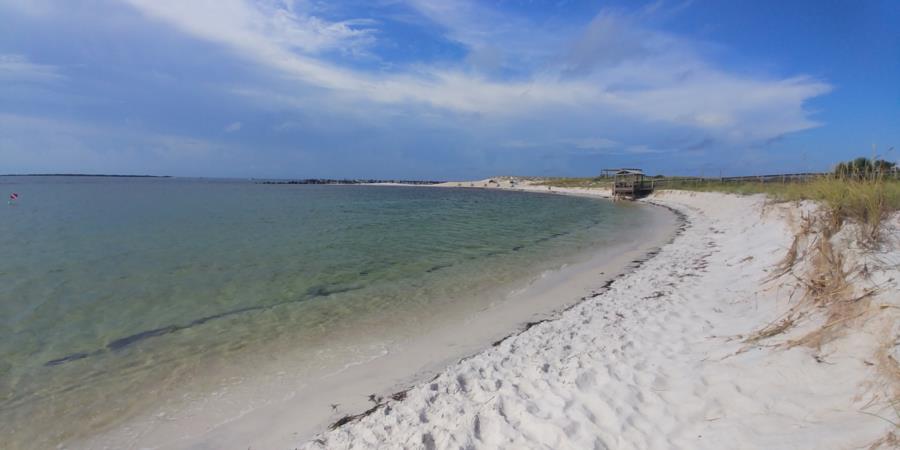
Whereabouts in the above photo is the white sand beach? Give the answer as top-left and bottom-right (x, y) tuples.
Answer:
(302, 186), (900, 449)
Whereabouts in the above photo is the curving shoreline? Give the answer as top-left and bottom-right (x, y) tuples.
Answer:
(301, 187), (899, 449)
(70, 186), (679, 450)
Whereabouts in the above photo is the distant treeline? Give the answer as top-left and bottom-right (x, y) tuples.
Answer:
(833, 157), (897, 178)
(257, 179), (443, 185)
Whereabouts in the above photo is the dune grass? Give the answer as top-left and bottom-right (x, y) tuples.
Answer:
(669, 176), (900, 246)
(536, 173), (899, 245)
(670, 170), (900, 421)
(533, 177), (612, 188)
(698, 175), (899, 362)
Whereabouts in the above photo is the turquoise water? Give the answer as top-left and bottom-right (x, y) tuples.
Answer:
(0, 176), (660, 447)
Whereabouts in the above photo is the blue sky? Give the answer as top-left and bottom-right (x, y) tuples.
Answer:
(1, 0), (897, 179)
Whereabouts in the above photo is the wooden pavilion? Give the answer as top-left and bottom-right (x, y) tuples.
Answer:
(602, 168), (654, 200)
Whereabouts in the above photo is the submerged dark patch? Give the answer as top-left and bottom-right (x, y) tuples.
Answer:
(44, 281), (364, 367)
(306, 284), (363, 298)
(45, 351), (94, 366)
(107, 325), (181, 351)
(426, 264), (452, 273)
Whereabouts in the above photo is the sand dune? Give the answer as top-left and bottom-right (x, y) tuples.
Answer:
(303, 189), (899, 449)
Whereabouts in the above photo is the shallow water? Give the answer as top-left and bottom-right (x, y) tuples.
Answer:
(0, 177), (661, 448)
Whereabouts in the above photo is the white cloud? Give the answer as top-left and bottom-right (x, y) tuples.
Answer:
(554, 11), (831, 143)
(119, 1), (829, 147)
(124, 0), (375, 55)
(224, 121), (243, 132)
(121, 0), (596, 116)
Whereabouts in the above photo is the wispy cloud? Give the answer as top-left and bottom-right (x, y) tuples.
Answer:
(402, 0), (566, 72)
(501, 137), (668, 156)
(123, 0), (594, 116)
(0, 113), (234, 173)
(0, 0), (57, 16)
(121, 0), (829, 146)
(502, 137), (617, 151)
(0, 54), (63, 83)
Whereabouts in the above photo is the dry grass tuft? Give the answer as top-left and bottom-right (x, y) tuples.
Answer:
(748, 205), (874, 347)
(773, 235), (801, 279)
(867, 430), (899, 449)
(671, 165), (900, 434)
(785, 215), (865, 349)
(718, 172), (899, 346)
(745, 313), (800, 343)
(876, 342), (900, 399)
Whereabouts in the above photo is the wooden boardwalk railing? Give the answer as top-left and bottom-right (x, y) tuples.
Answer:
(652, 171), (899, 186)
(648, 172), (827, 187)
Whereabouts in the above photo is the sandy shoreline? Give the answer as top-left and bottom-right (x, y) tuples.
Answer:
(301, 186), (900, 449)
(71, 186), (678, 449)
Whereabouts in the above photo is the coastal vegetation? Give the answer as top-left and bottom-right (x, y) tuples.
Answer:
(534, 158), (900, 419)
(657, 162), (900, 443)
(662, 157), (900, 434)
(536, 156), (899, 246)
(533, 177), (612, 188)
(665, 157), (899, 246)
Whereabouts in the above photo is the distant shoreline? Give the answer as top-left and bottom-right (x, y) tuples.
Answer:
(1, 174), (171, 178)
(257, 179), (443, 185)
